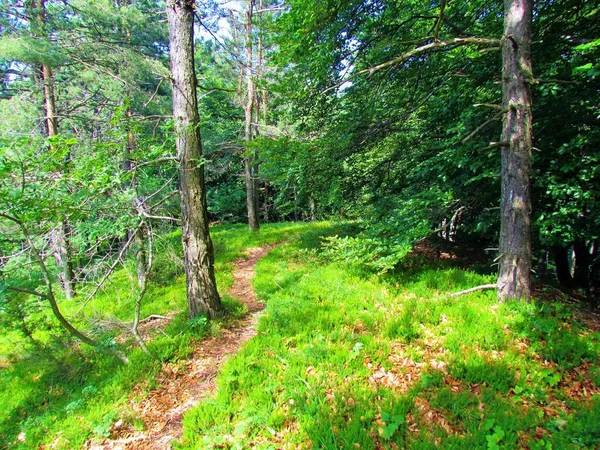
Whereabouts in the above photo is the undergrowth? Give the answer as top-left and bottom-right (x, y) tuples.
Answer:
(0, 222), (341, 449)
(178, 226), (600, 449)
(2, 222), (598, 449)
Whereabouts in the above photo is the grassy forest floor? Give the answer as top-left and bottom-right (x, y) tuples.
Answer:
(1, 222), (600, 449)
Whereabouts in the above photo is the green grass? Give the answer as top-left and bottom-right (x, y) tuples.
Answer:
(178, 226), (600, 450)
(0, 221), (342, 449)
(2, 222), (599, 449)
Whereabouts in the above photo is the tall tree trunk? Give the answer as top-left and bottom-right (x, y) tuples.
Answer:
(33, 0), (76, 299)
(497, 0), (533, 302)
(166, 0), (222, 319)
(254, 0), (265, 223)
(257, 0), (268, 124)
(244, 0), (260, 231)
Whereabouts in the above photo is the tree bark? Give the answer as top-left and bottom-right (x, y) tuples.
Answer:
(497, 0), (533, 302)
(573, 240), (590, 289)
(553, 245), (575, 289)
(32, 0), (76, 300)
(50, 221), (76, 300)
(166, 0), (222, 319)
(244, 0), (260, 231)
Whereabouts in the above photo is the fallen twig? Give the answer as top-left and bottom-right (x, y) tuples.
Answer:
(140, 314), (171, 323)
(450, 283), (497, 297)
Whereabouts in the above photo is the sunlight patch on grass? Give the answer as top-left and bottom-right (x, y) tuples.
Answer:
(178, 226), (600, 450)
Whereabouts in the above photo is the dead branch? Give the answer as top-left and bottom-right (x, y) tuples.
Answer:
(140, 314), (171, 323)
(0, 212), (129, 363)
(73, 222), (142, 316)
(473, 103), (504, 110)
(131, 218), (153, 357)
(450, 283), (497, 297)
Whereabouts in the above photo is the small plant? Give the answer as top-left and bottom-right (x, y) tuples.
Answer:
(187, 316), (208, 333)
(93, 411), (117, 438)
(485, 419), (506, 450)
(379, 413), (404, 440)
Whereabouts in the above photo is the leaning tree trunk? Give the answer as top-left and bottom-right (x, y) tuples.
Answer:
(497, 0), (533, 302)
(166, 0), (222, 319)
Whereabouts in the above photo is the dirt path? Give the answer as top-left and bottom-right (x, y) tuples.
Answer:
(86, 246), (274, 450)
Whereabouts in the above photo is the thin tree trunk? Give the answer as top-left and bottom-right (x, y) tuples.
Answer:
(497, 0), (533, 301)
(50, 221), (76, 300)
(34, 0), (76, 299)
(293, 183), (298, 222)
(244, 0), (259, 231)
(123, 99), (152, 354)
(257, 0), (268, 124)
(253, 0), (265, 222)
(166, 0), (222, 319)
(132, 222), (152, 356)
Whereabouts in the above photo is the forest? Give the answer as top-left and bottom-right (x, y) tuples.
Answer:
(0, 0), (599, 448)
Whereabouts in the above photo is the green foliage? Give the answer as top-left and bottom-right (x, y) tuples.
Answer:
(0, 222), (339, 448)
(177, 224), (600, 449)
(550, 396), (600, 448)
(321, 190), (452, 272)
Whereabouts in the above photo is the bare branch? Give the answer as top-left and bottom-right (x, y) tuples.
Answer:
(461, 111), (504, 144)
(473, 103), (504, 110)
(450, 284), (497, 297)
(6, 286), (52, 300)
(147, 190), (178, 211)
(478, 141), (507, 152)
(142, 212), (181, 222)
(73, 222), (142, 316)
(133, 156), (179, 169)
(143, 78), (165, 107)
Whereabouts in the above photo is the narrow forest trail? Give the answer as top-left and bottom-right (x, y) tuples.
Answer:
(86, 245), (275, 450)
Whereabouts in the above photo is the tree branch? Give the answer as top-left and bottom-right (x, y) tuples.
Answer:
(473, 103), (504, 111)
(0, 213), (128, 363)
(461, 111), (504, 144)
(323, 37), (501, 94)
(433, 0), (447, 41)
(6, 286), (52, 300)
(73, 222), (142, 316)
(450, 284), (497, 297)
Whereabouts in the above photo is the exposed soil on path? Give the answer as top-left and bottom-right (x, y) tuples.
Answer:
(85, 246), (275, 450)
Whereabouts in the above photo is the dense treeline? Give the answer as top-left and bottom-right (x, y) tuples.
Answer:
(271, 0), (599, 297)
